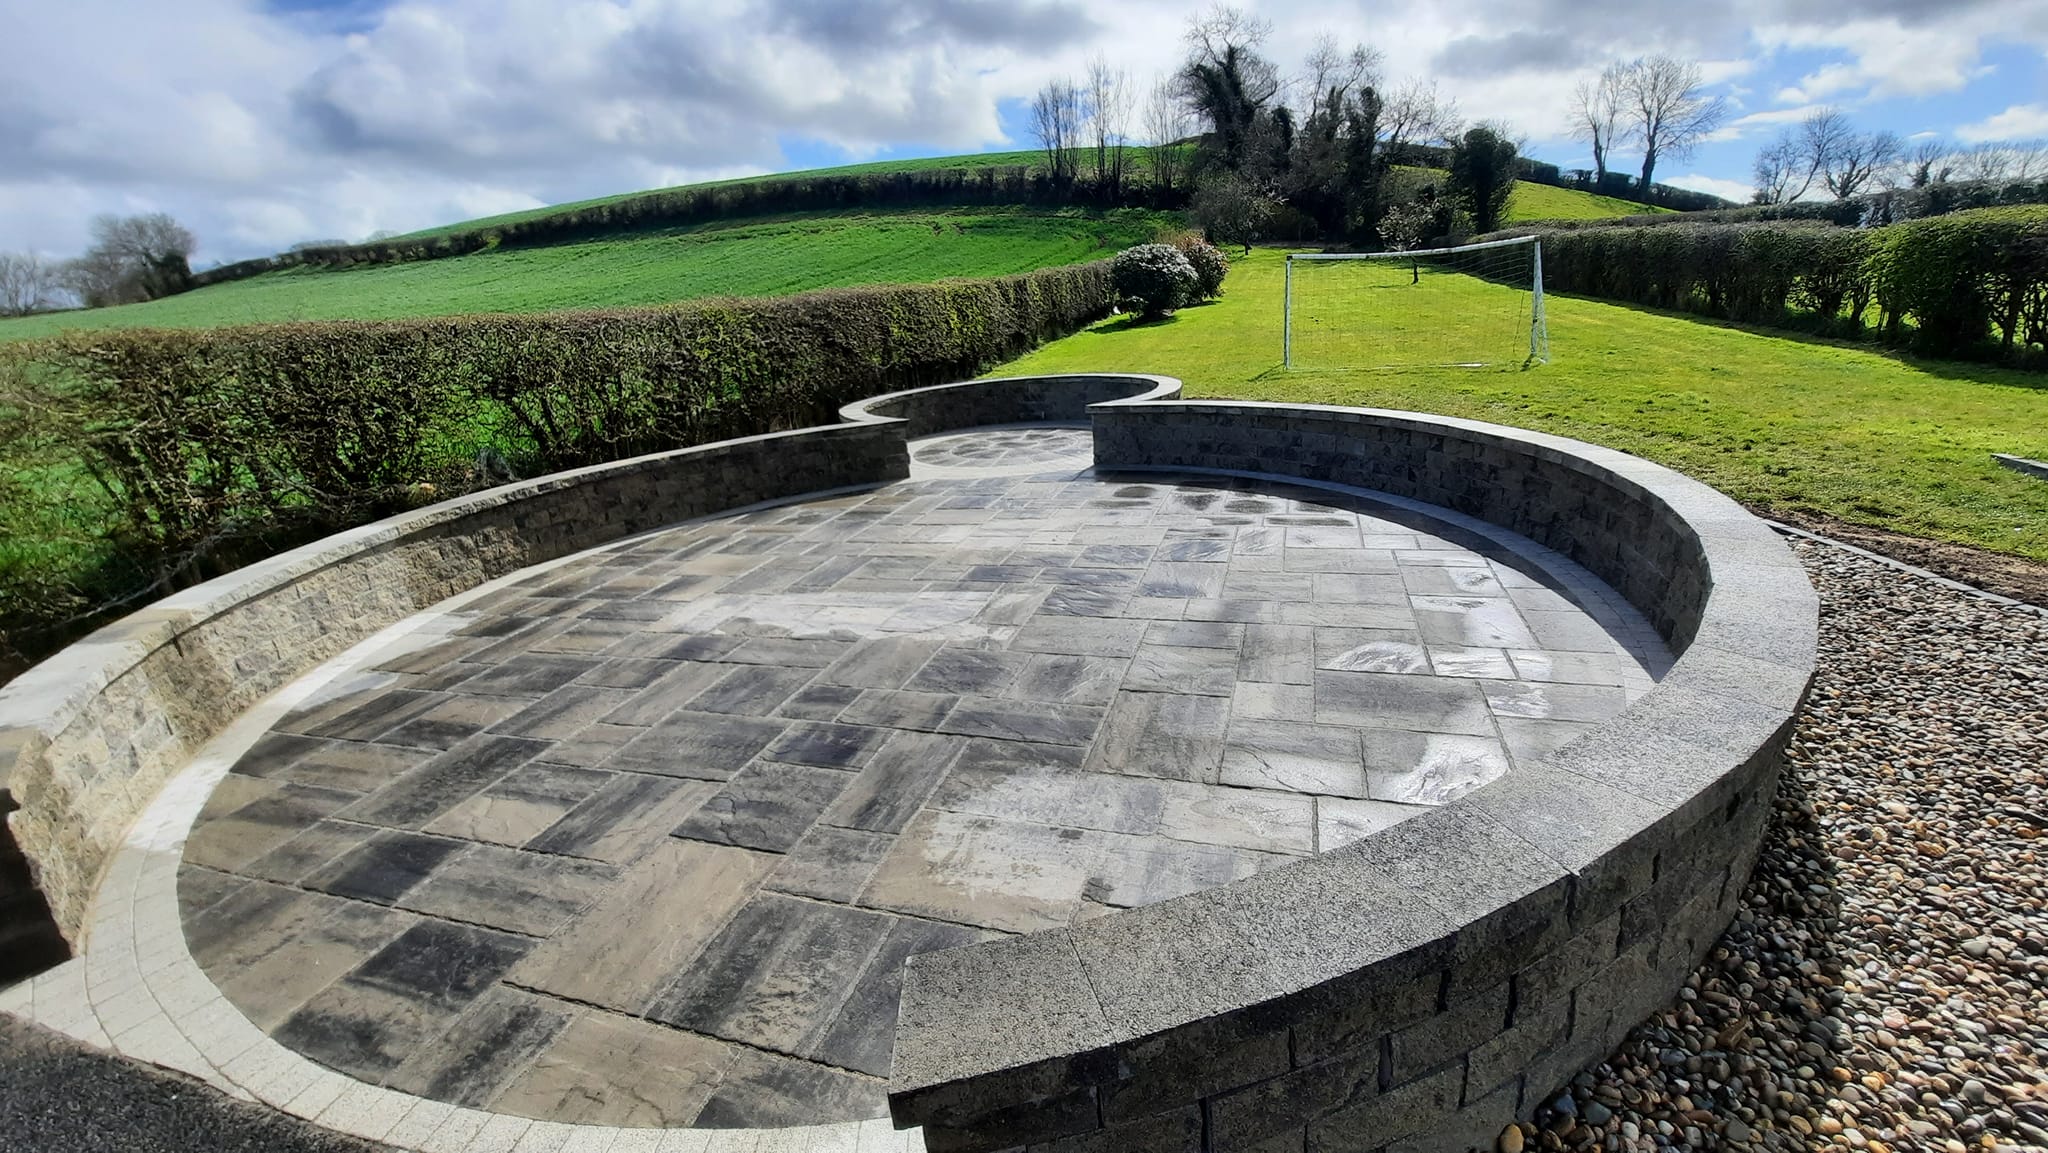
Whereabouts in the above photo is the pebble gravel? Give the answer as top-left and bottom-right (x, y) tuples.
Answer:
(1509, 540), (2048, 1153)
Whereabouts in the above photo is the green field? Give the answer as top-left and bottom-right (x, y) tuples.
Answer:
(996, 248), (2048, 562)
(1506, 181), (1667, 221)
(393, 149), (1058, 240)
(0, 208), (1174, 339)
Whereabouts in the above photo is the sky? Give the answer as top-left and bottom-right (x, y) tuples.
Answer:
(2, 0), (2044, 267)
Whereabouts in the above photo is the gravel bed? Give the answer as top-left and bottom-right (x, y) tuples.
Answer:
(1510, 540), (2048, 1153)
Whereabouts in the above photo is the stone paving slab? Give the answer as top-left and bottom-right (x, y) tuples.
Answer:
(75, 425), (1670, 1140)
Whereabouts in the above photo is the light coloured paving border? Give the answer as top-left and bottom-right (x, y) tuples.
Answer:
(2, 498), (926, 1153)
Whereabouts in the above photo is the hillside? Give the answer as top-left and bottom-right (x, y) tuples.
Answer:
(1, 151), (1666, 340)
(393, 149), (1053, 241)
(1506, 180), (1671, 221)
(0, 208), (1171, 338)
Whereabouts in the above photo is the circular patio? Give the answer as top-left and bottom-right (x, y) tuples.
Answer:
(173, 425), (1669, 1130)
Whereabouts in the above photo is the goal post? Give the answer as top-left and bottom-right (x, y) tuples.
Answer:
(1283, 235), (1550, 370)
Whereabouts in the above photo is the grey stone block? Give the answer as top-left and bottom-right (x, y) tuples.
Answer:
(1388, 981), (1510, 1086)
(1208, 1043), (1379, 1151)
(1304, 1063), (1463, 1153)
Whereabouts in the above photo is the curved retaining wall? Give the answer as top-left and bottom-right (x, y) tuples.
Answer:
(0, 373), (1175, 979)
(840, 372), (1181, 436)
(885, 401), (1817, 1153)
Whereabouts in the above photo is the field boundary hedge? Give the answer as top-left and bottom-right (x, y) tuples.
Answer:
(1502, 206), (2048, 364)
(1496, 176), (2048, 233)
(0, 260), (1116, 675)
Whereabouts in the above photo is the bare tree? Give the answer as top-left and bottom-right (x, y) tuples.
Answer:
(1380, 78), (1461, 163)
(1619, 56), (1727, 200)
(1177, 4), (1283, 175)
(1144, 76), (1194, 193)
(1184, 3), (1272, 66)
(1300, 33), (1380, 116)
(1569, 62), (1633, 187)
(1086, 56), (1133, 195)
(2010, 140), (2048, 180)
(1031, 79), (1084, 186)
(0, 252), (65, 316)
(1822, 129), (1903, 199)
(1951, 140), (2048, 182)
(1751, 133), (1803, 204)
(1905, 139), (1954, 187)
(61, 212), (197, 307)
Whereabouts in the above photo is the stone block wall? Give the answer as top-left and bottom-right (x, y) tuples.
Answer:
(885, 401), (1817, 1153)
(0, 422), (907, 963)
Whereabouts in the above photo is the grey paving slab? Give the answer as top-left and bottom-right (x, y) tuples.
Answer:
(173, 429), (1670, 1133)
(645, 894), (896, 1051)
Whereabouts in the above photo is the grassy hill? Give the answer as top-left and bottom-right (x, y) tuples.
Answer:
(1506, 180), (1669, 221)
(393, 150), (1053, 241)
(0, 149), (1665, 341)
(0, 208), (1172, 339)
(996, 248), (2048, 564)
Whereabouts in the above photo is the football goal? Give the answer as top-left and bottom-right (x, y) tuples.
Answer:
(1283, 236), (1549, 370)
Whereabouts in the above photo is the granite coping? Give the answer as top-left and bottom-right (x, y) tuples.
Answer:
(885, 399), (1817, 1117)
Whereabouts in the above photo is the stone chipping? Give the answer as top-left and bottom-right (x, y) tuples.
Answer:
(1510, 540), (2048, 1153)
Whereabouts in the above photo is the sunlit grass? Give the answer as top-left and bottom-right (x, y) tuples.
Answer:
(995, 248), (2048, 561)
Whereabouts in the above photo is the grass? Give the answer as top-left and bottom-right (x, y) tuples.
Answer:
(0, 208), (1175, 339)
(994, 248), (2048, 562)
(392, 149), (1058, 240)
(1506, 181), (1668, 222)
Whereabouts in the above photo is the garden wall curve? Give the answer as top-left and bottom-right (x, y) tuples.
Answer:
(0, 373), (1176, 980)
(884, 400), (1817, 1153)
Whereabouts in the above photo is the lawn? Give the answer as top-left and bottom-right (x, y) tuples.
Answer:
(994, 248), (2048, 562)
(0, 208), (1176, 339)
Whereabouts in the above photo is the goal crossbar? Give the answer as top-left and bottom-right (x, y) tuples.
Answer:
(1288, 235), (1540, 262)
(1283, 236), (1549, 370)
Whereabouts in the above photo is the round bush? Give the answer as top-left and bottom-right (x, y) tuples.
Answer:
(1178, 240), (1230, 300)
(1113, 244), (1198, 319)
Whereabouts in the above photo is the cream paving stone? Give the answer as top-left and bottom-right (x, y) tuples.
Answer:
(385, 1098), (462, 1149)
(464, 1112), (535, 1153)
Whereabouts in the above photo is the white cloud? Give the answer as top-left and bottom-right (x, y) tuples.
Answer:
(1955, 103), (2048, 142)
(1, 0), (2045, 264)
(1663, 172), (1756, 204)
(1708, 104), (1824, 143)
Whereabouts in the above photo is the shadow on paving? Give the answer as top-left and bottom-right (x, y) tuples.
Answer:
(0, 1015), (392, 1153)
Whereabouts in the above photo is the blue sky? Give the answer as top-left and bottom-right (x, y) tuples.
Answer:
(3, 0), (2045, 263)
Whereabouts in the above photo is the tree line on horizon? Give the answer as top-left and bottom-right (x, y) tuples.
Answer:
(1749, 109), (2046, 206)
(1029, 5), (1731, 253)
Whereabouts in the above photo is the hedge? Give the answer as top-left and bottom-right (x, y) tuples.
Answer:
(1497, 177), (2048, 234)
(0, 259), (1115, 676)
(195, 166), (1185, 289)
(1516, 206), (2048, 362)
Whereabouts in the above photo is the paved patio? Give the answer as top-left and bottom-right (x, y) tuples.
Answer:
(172, 426), (1667, 1132)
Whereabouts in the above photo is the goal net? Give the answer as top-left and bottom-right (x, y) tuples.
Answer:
(1284, 236), (1549, 370)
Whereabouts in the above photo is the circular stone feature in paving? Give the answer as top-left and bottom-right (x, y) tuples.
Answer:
(173, 429), (1669, 1132)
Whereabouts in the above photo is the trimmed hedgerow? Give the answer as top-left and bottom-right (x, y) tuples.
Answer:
(0, 259), (1114, 673)
(1516, 206), (2048, 364)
